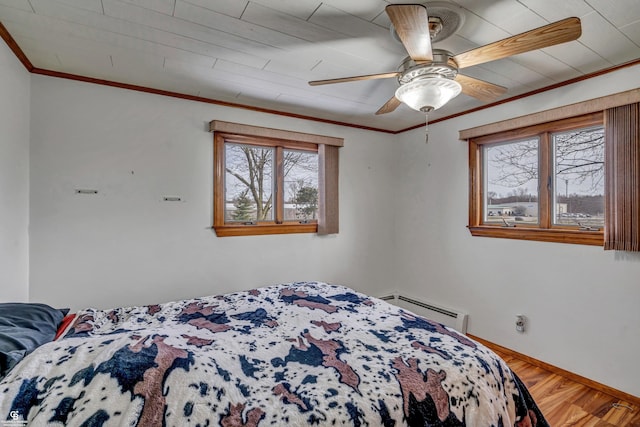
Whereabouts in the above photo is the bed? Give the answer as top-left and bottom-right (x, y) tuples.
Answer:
(0, 281), (547, 426)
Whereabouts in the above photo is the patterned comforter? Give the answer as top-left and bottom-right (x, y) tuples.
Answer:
(0, 282), (547, 426)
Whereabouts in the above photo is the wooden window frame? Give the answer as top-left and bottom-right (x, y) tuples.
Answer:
(468, 112), (604, 246)
(210, 121), (342, 237)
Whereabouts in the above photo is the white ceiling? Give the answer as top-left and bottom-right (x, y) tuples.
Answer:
(1, 0), (639, 132)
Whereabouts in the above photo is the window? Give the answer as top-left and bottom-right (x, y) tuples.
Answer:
(210, 121), (342, 237)
(468, 112), (605, 245)
(222, 139), (318, 225)
(552, 126), (605, 229)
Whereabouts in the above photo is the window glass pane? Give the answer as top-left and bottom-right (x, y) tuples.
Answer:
(553, 126), (605, 228)
(483, 138), (539, 225)
(225, 143), (274, 222)
(283, 150), (319, 221)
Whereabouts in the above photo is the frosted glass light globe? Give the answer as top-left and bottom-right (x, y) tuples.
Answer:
(395, 77), (462, 112)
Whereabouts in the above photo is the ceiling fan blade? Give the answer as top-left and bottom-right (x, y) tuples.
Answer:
(455, 74), (507, 102)
(453, 17), (582, 69)
(376, 96), (402, 115)
(308, 72), (399, 86)
(386, 4), (433, 62)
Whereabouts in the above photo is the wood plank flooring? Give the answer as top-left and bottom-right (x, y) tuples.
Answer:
(492, 349), (640, 426)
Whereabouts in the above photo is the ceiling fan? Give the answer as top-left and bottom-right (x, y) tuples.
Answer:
(308, 3), (582, 116)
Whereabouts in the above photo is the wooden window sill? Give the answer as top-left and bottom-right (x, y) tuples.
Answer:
(213, 223), (318, 237)
(468, 225), (603, 246)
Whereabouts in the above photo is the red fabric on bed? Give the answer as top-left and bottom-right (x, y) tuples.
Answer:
(55, 314), (76, 340)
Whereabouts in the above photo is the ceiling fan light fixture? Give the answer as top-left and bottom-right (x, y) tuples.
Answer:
(395, 77), (462, 112)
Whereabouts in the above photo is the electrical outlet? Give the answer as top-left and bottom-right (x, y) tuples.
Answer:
(516, 315), (525, 332)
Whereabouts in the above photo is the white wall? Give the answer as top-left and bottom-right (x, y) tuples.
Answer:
(394, 64), (640, 397)
(28, 75), (399, 312)
(0, 39), (30, 302)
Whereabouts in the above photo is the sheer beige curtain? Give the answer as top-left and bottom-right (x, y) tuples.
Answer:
(604, 103), (640, 251)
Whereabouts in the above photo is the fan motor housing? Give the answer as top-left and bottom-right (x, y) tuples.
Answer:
(398, 49), (458, 84)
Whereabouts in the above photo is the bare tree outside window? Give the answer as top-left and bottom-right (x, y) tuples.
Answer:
(484, 138), (539, 224)
(224, 144), (318, 223)
(225, 144), (273, 221)
(468, 112), (604, 245)
(212, 122), (342, 237)
(553, 127), (604, 227)
(481, 126), (604, 228)
(284, 150), (318, 221)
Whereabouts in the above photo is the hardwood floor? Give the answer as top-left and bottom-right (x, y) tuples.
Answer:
(498, 352), (640, 426)
(482, 345), (640, 426)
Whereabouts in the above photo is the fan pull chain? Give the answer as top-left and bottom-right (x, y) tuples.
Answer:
(425, 112), (429, 144)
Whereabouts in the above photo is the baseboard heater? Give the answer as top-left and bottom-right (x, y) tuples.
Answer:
(378, 294), (468, 334)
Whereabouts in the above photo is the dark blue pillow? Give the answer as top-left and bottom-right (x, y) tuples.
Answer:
(0, 303), (69, 379)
